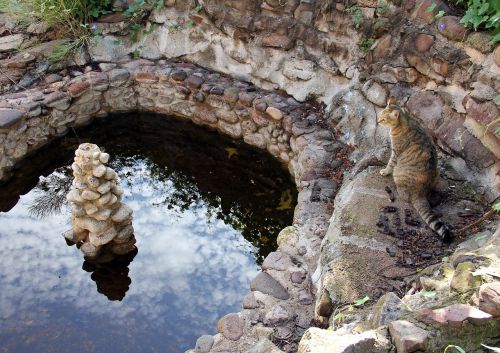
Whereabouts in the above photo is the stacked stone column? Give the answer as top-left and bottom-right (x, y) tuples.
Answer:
(64, 143), (135, 259)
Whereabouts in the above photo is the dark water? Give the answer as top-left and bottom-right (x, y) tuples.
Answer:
(0, 113), (296, 353)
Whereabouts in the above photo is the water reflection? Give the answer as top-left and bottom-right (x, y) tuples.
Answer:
(0, 113), (296, 353)
(82, 249), (137, 301)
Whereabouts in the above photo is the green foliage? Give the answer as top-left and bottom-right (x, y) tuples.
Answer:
(475, 234), (488, 241)
(359, 36), (375, 53)
(354, 295), (370, 306)
(88, 0), (111, 18)
(129, 23), (142, 42)
(331, 296), (370, 329)
(333, 312), (346, 321)
(168, 22), (180, 32)
(130, 45), (143, 58)
(428, 0), (499, 41)
(0, 0), (112, 60)
(426, 2), (445, 18)
(422, 290), (437, 297)
(121, 0), (163, 43)
(346, 5), (364, 29)
(376, 0), (389, 14)
(0, 0), (110, 32)
(427, 2), (438, 12)
(460, 0), (500, 42)
(493, 201), (500, 212)
(123, 0), (145, 17)
(47, 38), (85, 61)
(444, 345), (466, 353)
(123, 0), (163, 18)
(435, 10), (446, 18)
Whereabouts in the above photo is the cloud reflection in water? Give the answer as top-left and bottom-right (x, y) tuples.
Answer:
(0, 159), (259, 353)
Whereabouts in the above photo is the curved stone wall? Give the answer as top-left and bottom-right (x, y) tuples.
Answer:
(0, 58), (351, 351)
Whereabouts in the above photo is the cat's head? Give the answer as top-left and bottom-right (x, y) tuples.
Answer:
(377, 96), (403, 128)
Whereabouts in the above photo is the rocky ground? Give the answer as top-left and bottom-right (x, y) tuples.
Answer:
(0, 0), (499, 352)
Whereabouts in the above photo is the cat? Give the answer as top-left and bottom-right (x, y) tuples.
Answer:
(378, 96), (453, 243)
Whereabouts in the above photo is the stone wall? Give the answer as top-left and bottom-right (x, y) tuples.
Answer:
(85, 0), (500, 197)
(0, 0), (499, 351)
(0, 58), (351, 351)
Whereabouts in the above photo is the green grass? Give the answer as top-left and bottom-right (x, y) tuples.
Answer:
(0, 0), (110, 60)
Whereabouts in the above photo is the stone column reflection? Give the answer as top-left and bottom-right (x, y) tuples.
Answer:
(82, 248), (138, 301)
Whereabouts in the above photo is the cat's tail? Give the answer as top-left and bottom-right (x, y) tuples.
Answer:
(411, 195), (453, 243)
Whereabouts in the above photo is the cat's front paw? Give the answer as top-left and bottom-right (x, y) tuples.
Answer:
(380, 168), (392, 176)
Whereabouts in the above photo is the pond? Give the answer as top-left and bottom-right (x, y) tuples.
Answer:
(0, 113), (296, 353)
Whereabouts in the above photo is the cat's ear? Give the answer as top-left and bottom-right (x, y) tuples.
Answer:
(387, 96), (397, 106)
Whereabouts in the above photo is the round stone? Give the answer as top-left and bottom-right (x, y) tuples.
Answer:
(436, 16), (468, 41)
(217, 313), (244, 341)
(84, 202), (98, 215)
(99, 152), (110, 164)
(87, 175), (100, 188)
(193, 92), (205, 102)
(97, 181), (112, 194)
(93, 208), (112, 221)
(96, 192), (112, 207)
(111, 237), (136, 255)
(415, 33), (434, 52)
(93, 164), (107, 177)
(111, 204), (133, 223)
(195, 335), (214, 353)
(67, 189), (84, 203)
(266, 106), (283, 120)
(104, 167), (117, 180)
(115, 224), (134, 243)
(82, 190), (101, 201)
(89, 225), (117, 246)
(80, 242), (101, 258)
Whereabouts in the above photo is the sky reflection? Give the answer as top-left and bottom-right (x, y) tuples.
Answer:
(0, 113), (296, 353)
(0, 162), (259, 353)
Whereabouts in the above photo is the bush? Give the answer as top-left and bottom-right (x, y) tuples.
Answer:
(454, 0), (500, 42)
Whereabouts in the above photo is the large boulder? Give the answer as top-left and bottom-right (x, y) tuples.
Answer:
(313, 162), (471, 319)
(313, 167), (417, 314)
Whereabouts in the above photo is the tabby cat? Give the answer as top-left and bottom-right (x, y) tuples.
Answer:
(378, 96), (453, 242)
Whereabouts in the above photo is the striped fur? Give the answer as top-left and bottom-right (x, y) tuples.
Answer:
(378, 97), (453, 243)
